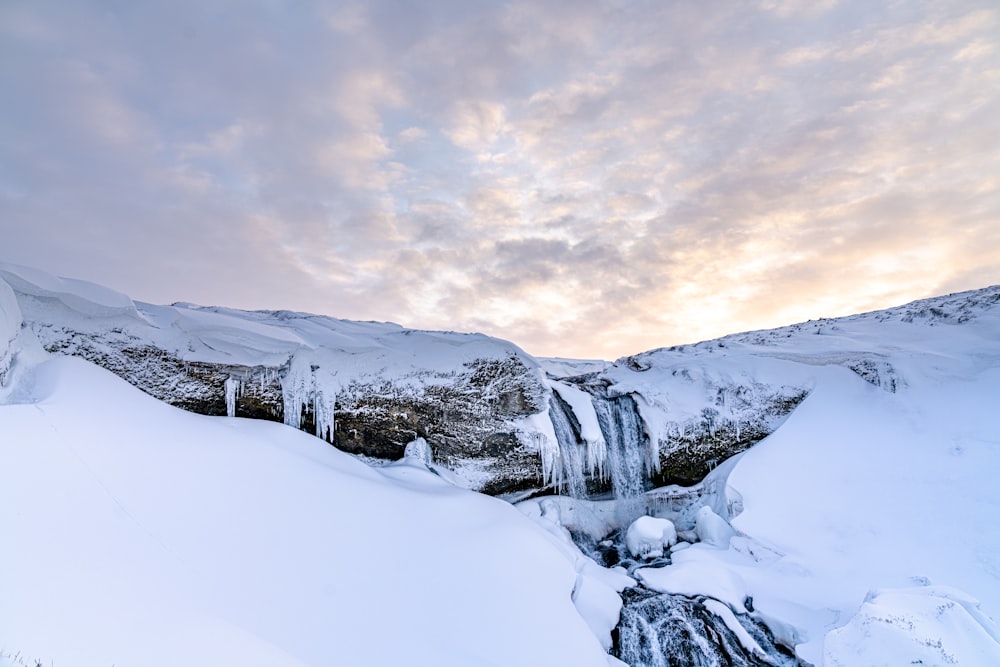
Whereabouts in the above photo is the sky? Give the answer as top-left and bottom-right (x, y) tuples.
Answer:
(2, 0), (999, 360)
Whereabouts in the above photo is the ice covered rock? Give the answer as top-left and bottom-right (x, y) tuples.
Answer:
(625, 515), (677, 559)
(824, 585), (1000, 666)
(695, 505), (736, 548)
(403, 436), (433, 465)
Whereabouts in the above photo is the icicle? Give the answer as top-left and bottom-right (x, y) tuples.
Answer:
(280, 355), (337, 442)
(313, 388), (336, 442)
(224, 376), (242, 417)
(281, 358), (309, 430)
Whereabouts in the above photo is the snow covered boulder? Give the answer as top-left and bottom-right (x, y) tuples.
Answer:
(824, 585), (1000, 666)
(625, 516), (677, 559)
(695, 505), (736, 548)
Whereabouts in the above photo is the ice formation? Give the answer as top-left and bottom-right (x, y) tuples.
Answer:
(224, 376), (242, 418)
(403, 436), (433, 465)
(547, 394), (589, 498)
(281, 354), (337, 442)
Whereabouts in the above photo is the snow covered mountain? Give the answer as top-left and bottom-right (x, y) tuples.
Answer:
(4, 264), (1000, 665)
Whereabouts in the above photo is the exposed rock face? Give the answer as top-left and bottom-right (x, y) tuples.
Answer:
(2, 261), (556, 494)
(24, 313), (550, 494)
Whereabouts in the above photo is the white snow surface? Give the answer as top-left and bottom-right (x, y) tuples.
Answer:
(629, 286), (1000, 664)
(694, 505), (737, 548)
(823, 585), (1000, 666)
(0, 352), (618, 664)
(0, 263), (141, 320)
(0, 262), (543, 385)
(538, 356), (610, 377)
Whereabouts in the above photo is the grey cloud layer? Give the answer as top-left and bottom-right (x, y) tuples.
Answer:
(2, 0), (998, 358)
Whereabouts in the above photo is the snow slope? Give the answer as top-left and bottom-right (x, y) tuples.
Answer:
(617, 287), (1000, 663)
(5, 263), (1000, 665)
(0, 352), (621, 664)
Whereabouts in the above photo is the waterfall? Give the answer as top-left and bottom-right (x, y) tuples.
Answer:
(548, 394), (589, 498)
(588, 388), (650, 523)
(544, 381), (654, 516)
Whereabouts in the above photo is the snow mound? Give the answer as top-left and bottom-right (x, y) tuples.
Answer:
(625, 516), (677, 559)
(0, 263), (141, 320)
(637, 549), (751, 610)
(824, 585), (1000, 666)
(695, 505), (736, 548)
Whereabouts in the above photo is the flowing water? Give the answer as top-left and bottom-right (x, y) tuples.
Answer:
(616, 588), (797, 667)
(575, 530), (797, 667)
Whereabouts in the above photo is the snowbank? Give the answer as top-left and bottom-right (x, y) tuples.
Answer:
(0, 357), (615, 667)
(694, 505), (736, 548)
(0, 263), (141, 320)
(824, 585), (1000, 666)
(694, 319), (1000, 663)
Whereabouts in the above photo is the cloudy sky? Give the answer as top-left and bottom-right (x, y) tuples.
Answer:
(2, 0), (998, 359)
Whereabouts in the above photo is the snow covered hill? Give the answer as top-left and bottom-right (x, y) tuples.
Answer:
(529, 285), (1000, 664)
(0, 298), (625, 665)
(4, 264), (1000, 665)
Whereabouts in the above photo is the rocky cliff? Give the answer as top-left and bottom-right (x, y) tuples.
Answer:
(4, 263), (998, 498)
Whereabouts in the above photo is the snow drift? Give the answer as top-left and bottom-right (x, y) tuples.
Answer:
(0, 306), (623, 665)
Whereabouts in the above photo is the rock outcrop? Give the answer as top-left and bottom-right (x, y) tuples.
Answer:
(5, 262), (999, 498)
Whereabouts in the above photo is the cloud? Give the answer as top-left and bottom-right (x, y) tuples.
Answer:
(1, 0), (998, 359)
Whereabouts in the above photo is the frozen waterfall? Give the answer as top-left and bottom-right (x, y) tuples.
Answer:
(590, 390), (649, 501)
(281, 356), (337, 442)
(545, 381), (655, 521)
(547, 394), (589, 498)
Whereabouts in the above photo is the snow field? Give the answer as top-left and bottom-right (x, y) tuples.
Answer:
(0, 353), (621, 666)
